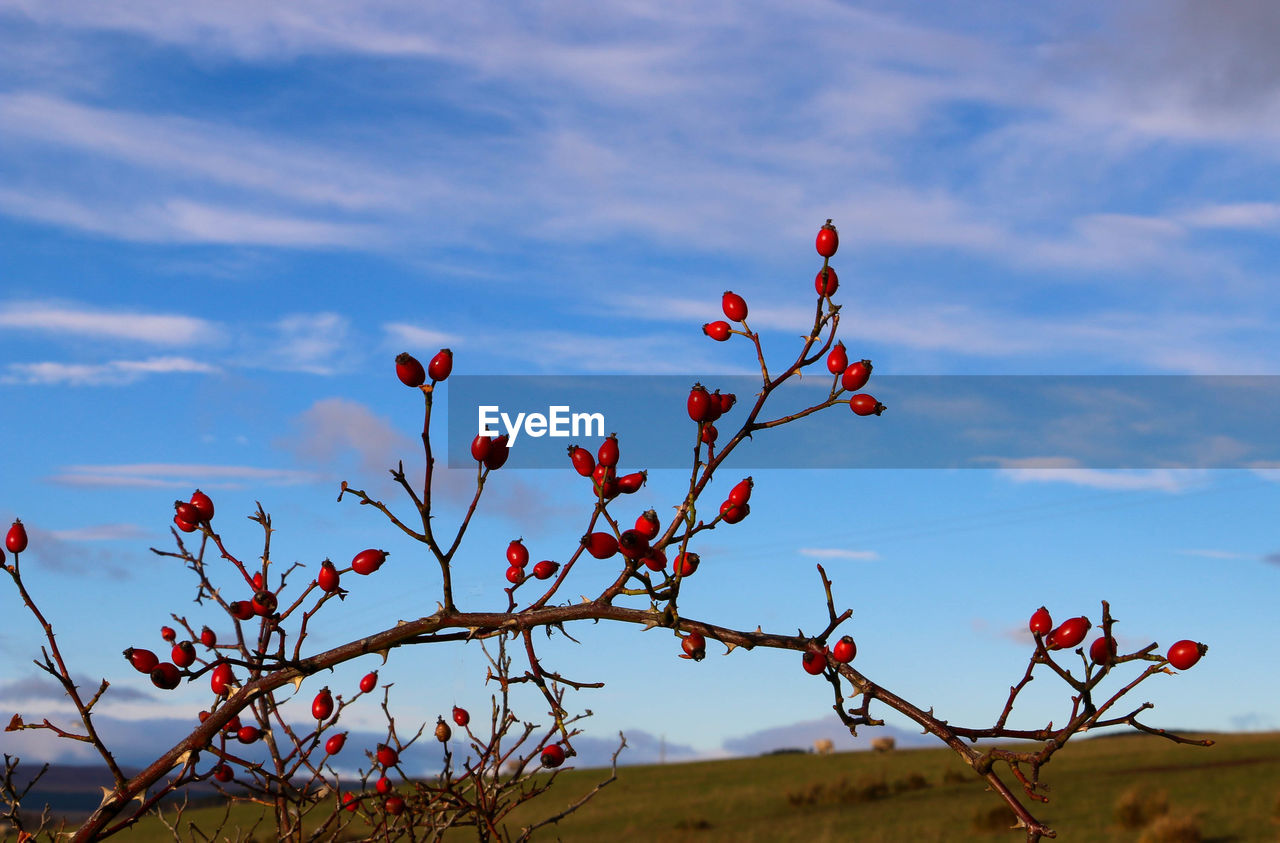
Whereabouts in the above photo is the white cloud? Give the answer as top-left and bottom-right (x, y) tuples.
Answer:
(0, 301), (220, 344)
(798, 547), (879, 561)
(383, 323), (461, 351)
(1180, 202), (1280, 230)
(279, 397), (414, 477)
(49, 463), (325, 488)
(1176, 548), (1249, 560)
(994, 461), (1197, 492)
(2, 356), (219, 385)
(47, 524), (151, 541)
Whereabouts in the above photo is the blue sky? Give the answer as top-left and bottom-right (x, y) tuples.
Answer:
(2, 2), (1278, 770)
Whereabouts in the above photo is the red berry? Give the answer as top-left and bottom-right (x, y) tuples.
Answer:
(317, 559), (341, 593)
(642, 548), (667, 572)
(229, 600), (254, 621)
(802, 649), (828, 676)
(816, 219), (839, 258)
(471, 434), (494, 463)
(597, 433), (619, 468)
(210, 662), (234, 696)
(826, 342), (848, 375)
(360, 672), (378, 694)
(189, 490), (214, 521)
(1029, 607), (1052, 637)
(703, 321), (731, 341)
(237, 726), (261, 744)
(617, 529), (650, 560)
(568, 445), (595, 477)
(326, 732), (348, 755)
(171, 641), (196, 668)
(200, 626), (216, 647)
(719, 500), (749, 524)
(506, 539), (529, 568)
(313, 688), (334, 720)
(483, 434), (510, 470)
(540, 744), (566, 768)
(841, 360), (873, 392)
(532, 559), (559, 579)
(848, 394), (885, 416)
(150, 662), (181, 690)
(728, 477), (753, 506)
(224, 715), (241, 733)
(251, 572), (265, 591)
(701, 424), (718, 444)
(717, 393), (736, 415)
(342, 792), (358, 811)
(505, 564), (524, 584)
(384, 794), (405, 816)
(722, 291), (748, 322)
(1048, 617), (1091, 650)
(427, 348), (453, 382)
(125, 647), (159, 674)
(251, 590), (277, 616)
(832, 635), (857, 664)
(351, 548), (387, 575)
(1166, 639), (1205, 670)
(174, 513), (198, 533)
(681, 631), (706, 661)
(395, 352), (426, 387)
(174, 501), (202, 525)
(213, 764), (233, 783)
(583, 532), (618, 559)
(617, 471), (646, 494)
(815, 266), (839, 297)
(634, 510), (660, 540)
(703, 391), (724, 423)
(161, 625), (176, 642)
(376, 744), (399, 767)
(1089, 636), (1117, 665)
(5, 520), (27, 554)
(452, 706), (470, 727)
(376, 776), (392, 794)
(687, 384), (712, 423)
(673, 552), (699, 577)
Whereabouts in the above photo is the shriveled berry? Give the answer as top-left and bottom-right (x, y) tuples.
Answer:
(313, 688), (334, 720)
(568, 445), (595, 477)
(816, 219), (839, 258)
(376, 744), (399, 767)
(827, 342), (848, 375)
(150, 662), (181, 690)
(540, 744), (566, 768)
(832, 635), (857, 664)
(583, 532), (618, 559)
(849, 394), (885, 416)
(427, 348), (453, 382)
(395, 352), (426, 387)
(326, 732), (347, 754)
(452, 706), (470, 727)
(703, 321), (731, 341)
(125, 647), (159, 674)
(1167, 639), (1206, 670)
(722, 291), (748, 322)
(317, 559), (341, 593)
(6, 520), (28, 554)
(360, 672), (378, 694)
(532, 559), (558, 579)
(435, 719), (452, 742)
(681, 631), (706, 661)
(351, 548), (387, 575)
(815, 266), (839, 296)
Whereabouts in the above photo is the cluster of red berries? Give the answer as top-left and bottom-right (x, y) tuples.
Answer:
(702, 291), (749, 342)
(801, 635), (858, 676)
(173, 489), (214, 533)
(566, 434), (647, 501)
(1028, 606), (1206, 670)
(718, 477), (752, 525)
(503, 539), (560, 585)
(395, 349), (452, 389)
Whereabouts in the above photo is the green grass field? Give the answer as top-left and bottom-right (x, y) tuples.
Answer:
(103, 731), (1279, 842)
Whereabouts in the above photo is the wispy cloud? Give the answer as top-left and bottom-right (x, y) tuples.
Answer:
(1176, 548), (1249, 560)
(383, 323), (462, 351)
(798, 547), (879, 561)
(2, 356), (219, 385)
(49, 463), (326, 488)
(995, 462), (1197, 492)
(0, 301), (220, 344)
(277, 397), (414, 478)
(48, 523), (151, 542)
